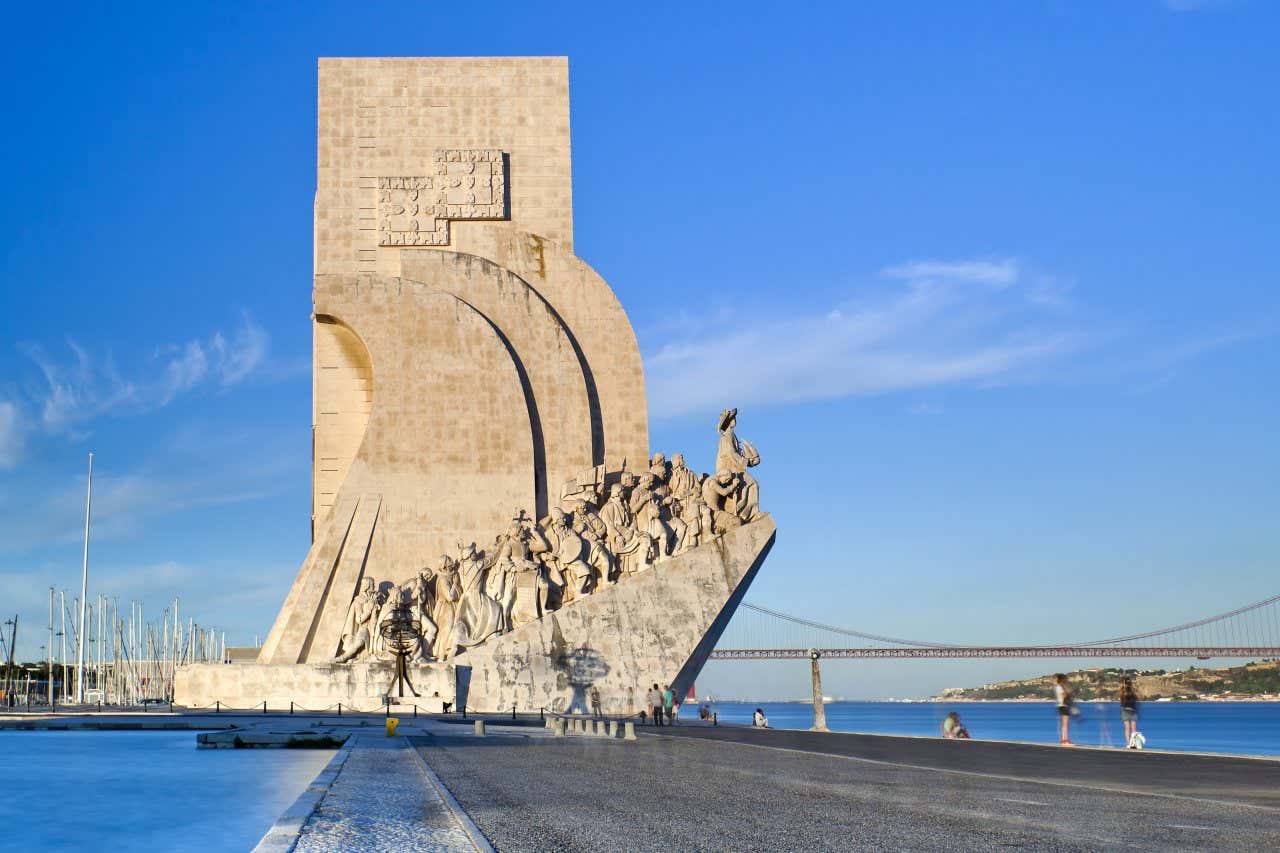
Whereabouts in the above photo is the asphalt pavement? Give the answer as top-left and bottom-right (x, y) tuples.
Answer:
(412, 724), (1280, 851)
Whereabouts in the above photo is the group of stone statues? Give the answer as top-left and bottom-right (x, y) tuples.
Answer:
(332, 408), (763, 664)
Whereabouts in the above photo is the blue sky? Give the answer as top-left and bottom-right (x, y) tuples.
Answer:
(1, 1), (1276, 699)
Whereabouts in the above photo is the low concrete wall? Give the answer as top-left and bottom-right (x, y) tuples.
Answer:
(174, 662), (455, 712)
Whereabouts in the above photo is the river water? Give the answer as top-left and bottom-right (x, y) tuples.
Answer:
(0, 731), (334, 851)
(703, 700), (1280, 756)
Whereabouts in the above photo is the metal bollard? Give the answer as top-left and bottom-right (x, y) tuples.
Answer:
(215, 700), (220, 714)
(474, 720), (486, 737)
(263, 701), (268, 714)
(290, 701), (294, 715)
(624, 721), (637, 740)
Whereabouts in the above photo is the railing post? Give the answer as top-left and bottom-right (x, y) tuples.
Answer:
(337, 702), (342, 716)
(262, 701), (267, 714)
(290, 701), (294, 715)
(512, 703), (517, 720)
(215, 700), (220, 714)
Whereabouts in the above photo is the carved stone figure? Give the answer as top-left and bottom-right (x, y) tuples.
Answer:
(703, 471), (744, 535)
(333, 577), (381, 663)
(716, 408), (761, 523)
(649, 452), (669, 484)
(668, 453), (698, 499)
(545, 508), (593, 604)
(495, 515), (550, 629)
(600, 484), (651, 574)
(405, 570), (439, 661)
(449, 542), (504, 654)
(573, 511), (616, 585)
(431, 555), (461, 661)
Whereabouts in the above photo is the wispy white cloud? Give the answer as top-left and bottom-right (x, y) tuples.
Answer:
(0, 417), (305, 556)
(645, 257), (1088, 419)
(14, 312), (269, 438)
(881, 258), (1019, 287)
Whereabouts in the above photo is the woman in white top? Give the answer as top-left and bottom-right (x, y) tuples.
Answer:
(1054, 673), (1073, 745)
(752, 707), (769, 728)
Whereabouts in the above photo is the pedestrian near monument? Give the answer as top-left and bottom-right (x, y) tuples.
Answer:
(662, 684), (674, 724)
(671, 695), (681, 725)
(1119, 676), (1141, 748)
(647, 683), (664, 726)
(590, 686), (602, 718)
(1054, 673), (1075, 745)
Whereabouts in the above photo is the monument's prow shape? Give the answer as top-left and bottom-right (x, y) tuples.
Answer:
(176, 57), (774, 713)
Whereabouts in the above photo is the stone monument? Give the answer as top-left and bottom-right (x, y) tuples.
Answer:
(175, 57), (775, 714)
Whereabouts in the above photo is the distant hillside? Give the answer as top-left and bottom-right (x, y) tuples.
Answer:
(937, 660), (1280, 701)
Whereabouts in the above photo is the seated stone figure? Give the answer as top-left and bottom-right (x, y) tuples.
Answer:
(599, 483), (651, 575)
(544, 508), (593, 604)
(572, 510), (616, 585)
(702, 471), (744, 536)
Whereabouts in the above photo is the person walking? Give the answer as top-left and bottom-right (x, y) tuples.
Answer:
(1054, 673), (1074, 745)
(1119, 676), (1140, 747)
(661, 684), (674, 725)
(590, 686), (602, 719)
(647, 683), (664, 726)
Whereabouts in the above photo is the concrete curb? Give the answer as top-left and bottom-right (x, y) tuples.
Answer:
(409, 738), (496, 853)
(252, 741), (354, 853)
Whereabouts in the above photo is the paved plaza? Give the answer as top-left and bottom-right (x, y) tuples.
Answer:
(411, 723), (1280, 852)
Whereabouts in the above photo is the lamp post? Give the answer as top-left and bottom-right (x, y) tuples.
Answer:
(809, 648), (828, 732)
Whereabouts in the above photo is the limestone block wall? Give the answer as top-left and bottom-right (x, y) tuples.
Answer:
(315, 56), (573, 279)
(175, 662), (455, 712)
(313, 318), (373, 526)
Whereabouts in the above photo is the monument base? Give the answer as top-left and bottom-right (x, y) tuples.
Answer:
(178, 516), (773, 715)
(174, 661), (456, 713)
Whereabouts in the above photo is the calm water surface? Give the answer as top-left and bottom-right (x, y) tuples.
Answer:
(0, 731), (334, 852)
(704, 700), (1280, 756)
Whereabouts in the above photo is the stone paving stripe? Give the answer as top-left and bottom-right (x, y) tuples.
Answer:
(408, 739), (495, 853)
(291, 733), (476, 852)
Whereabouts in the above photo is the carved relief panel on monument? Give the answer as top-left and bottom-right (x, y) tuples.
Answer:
(378, 149), (507, 247)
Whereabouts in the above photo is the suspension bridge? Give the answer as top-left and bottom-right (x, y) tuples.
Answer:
(711, 592), (1280, 660)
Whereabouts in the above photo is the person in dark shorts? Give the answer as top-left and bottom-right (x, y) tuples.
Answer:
(1119, 676), (1140, 747)
(1054, 673), (1074, 745)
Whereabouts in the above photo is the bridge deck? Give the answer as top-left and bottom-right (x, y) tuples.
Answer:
(712, 646), (1280, 659)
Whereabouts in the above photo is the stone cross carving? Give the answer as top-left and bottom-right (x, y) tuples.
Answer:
(378, 149), (507, 247)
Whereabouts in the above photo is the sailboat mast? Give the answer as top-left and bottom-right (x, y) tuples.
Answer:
(76, 452), (93, 702)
